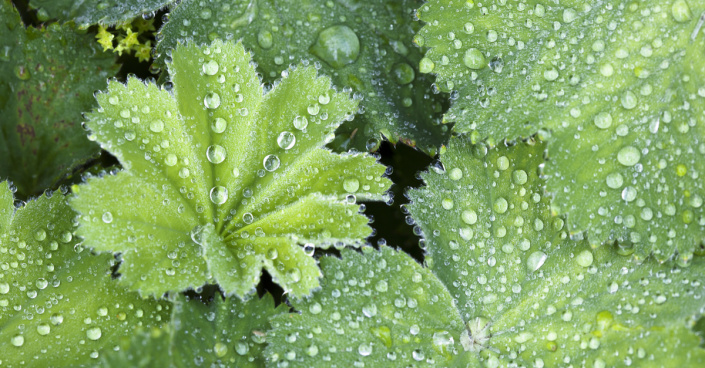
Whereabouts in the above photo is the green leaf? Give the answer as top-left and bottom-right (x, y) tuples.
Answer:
(0, 1), (118, 199)
(28, 0), (174, 26)
(70, 40), (391, 298)
(98, 294), (286, 367)
(406, 136), (705, 367)
(266, 246), (474, 367)
(156, 0), (449, 153)
(416, 0), (705, 260)
(0, 182), (170, 367)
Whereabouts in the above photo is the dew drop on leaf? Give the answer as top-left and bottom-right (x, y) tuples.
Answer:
(204, 92), (221, 109)
(310, 25), (360, 69)
(277, 131), (296, 150)
(202, 60), (219, 75)
(209, 186), (228, 205)
(206, 144), (226, 164)
(263, 154), (280, 171)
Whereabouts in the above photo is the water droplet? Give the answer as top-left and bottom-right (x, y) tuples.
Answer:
(303, 243), (315, 256)
(594, 112), (612, 129)
(293, 116), (308, 130)
(0, 282), (9, 294)
(358, 343), (372, 356)
(419, 57), (435, 73)
(206, 145), (227, 164)
(463, 48), (486, 69)
(33, 229), (46, 241)
(108, 96), (119, 105)
(605, 173), (624, 189)
(307, 104), (320, 116)
(576, 250), (593, 267)
(277, 131), (296, 149)
(527, 251), (547, 272)
(493, 198), (508, 214)
(543, 68), (559, 81)
(50, 313), (63, 325)
(512, 170), (527, 185)
(263, 154), (280, 171)
(200, 8), (212, 19)
(210, 186), (229, 205)
(462, 210), (477, 225)
(14, 65), (30, 80)
(37, 323), (51, 336)
(102, 212), (113, 223)
(310, 25), (360, 68)
(235, 342), (249, 355)
(211, 118), (227, 133)
(343, 178), (360, 193)
(204, 92), (221, 109)
(563, 8), (578, 23)
(617, 146), (640, 166)
(621, 91), (638, 110)
(11, 334), (24, 347)
(149, 120), (164, 133)
(202, 60), (219, 75)
(672, 0), (692, 22)
(449, 168), (463, 180)
(86, 327), (102, 340)
(621, 186), (638, 202)
(258, 30), (273, 49)
(496, 156), (509, 170)
(214, 342), (228, 357)
(392, 63), (415, 84)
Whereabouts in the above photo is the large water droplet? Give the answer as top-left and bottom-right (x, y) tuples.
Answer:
(527, 251), (547, 271)
(202, 60), (219, 75)
(11, 334), (24, 347)
(263, 154), (280, 171)
(293, 116), (308, 130)
(211, 118), (227, 133)
(206, 145), (227, 164)
(277, 131), (296, 150)
(204, 92), (221, 109)
(463, 48), (486, 69)
(392, 63), (415, 84)
(310, 25), (360, 69)
(210, 186), (229, 205)
(617, 146), (640, 166)
(343, 178), (360, 193)
(86, 327), (102, 340)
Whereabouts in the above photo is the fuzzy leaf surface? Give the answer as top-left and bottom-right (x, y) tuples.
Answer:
(266, 246), (474, 367)
(70, 40), (391, 298)
(29, 0), (174, 26)
(417, 0), (705, 260)
(97, 294), (286, 367)
(0, 1), (117, 199)
(156, 0), (448, 153)
(0, 182), (170, 367)
(406, 137), (705, 367)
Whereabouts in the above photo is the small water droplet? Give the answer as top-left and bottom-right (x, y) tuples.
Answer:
(86, 327), (102, 340)
(617, 146), (640, 166)
(527, 251), (547, 272)
(149, 120), (164, 133)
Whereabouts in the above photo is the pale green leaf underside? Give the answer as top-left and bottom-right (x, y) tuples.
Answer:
(29, 0), (174, 26)
(407, 137), (705, 367)
(70, 40), (391, 298)
(0, 1), (116, 198)
(156, 0), (448, 153)
(98, 294), (286, 368)
(0, 182), (170, 367)
(417, 0), (705, 260)
(266, 246), (474, 367)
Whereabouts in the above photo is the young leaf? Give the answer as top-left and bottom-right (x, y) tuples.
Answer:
(156, 0), (448, 153)
(416, 0), (705, 260)
(0, 0), (117, 199)
(0, 182), (170, 367)
(406, 137), (705, 367)
(266, 246), (475, 367)
(98, 294), (287, 367)
(28, 0), (174, 26)
(70, 40), (391, 298)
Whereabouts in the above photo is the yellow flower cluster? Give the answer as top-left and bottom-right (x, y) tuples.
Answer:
(95, 18), (156, 62)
